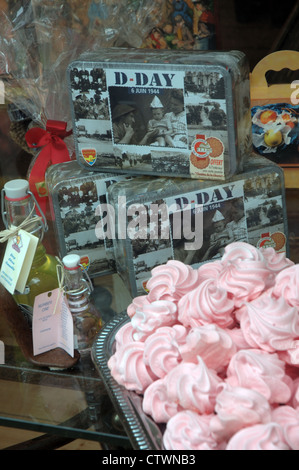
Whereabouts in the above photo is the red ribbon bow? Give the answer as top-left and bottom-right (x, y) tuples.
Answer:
(25, 120), (72, 219)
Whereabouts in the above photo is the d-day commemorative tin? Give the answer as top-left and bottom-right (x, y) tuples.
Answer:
(105, 154), (288, 297)
(46, 160), (132, 278)
(67, 48), (252, 181)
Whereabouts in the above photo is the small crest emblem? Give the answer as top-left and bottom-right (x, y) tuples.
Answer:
(81, 148), (96, 166)
(80, 255), (90, 271)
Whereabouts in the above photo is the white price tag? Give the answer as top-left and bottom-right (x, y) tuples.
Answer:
(32, 288), (74, 357)
(0, 229), (38, 295)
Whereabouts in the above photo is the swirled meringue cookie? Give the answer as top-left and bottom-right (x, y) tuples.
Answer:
(226, 423), (290, 450)
(165, 356), (223, 414)
(178, 278), (235, 329)
(210, 383), (272, 441)
(218, 242), (270, 307)
(146, 260), (200, 303)
(127, 295), (150, 318)
(130, 300), (177, 341)
(273, 265), (299, 308)
(224, 326), (252, 351)
(108, 341), (155, 393)
(179, 324), (236, 372)
(163, 411), (225, 451)
(142, 378), (182, 423)
(197, 259), (223, 283)
(143, 325), (187, 378)
(271, 406), (299, 450)
(239, 291), (299, 352)
(278, 342), (299, 367)
(261, 247), (294, 278)
(114, 321), (136, 348)
(108, 241), (299, 451)
(221, 241), (267, 265)
(225, 349), (292, 404)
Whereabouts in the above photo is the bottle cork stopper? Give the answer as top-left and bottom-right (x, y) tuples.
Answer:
(4, 179), (29, 199)
(63, 254), (81, 269)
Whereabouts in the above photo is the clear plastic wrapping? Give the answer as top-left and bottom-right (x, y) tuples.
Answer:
(2, 0), (165, 129)
(1, 1), (164, 220)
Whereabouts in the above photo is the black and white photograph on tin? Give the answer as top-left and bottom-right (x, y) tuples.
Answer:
(127, 170), (287, 294)
(169, 201), (242, 266)
(244, 171), (286, 252)
(54, 177), (118, 276)
(68, 62), (230, 178)
(109, 87), (188, 150)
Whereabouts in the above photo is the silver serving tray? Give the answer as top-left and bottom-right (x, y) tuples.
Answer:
(92, 312), (164, 450)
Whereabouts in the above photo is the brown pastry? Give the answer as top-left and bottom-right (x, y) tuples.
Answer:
(206, 137), (224, 158)
(190, 153), (210, 169)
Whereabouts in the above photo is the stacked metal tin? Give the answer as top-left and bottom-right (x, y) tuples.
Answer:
(46, 49), (288, 295)
(46, 160), (132, 278)
(66, 48), (253, 181)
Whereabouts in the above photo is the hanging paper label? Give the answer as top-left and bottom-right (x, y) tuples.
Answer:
(32, 288), (74, 357)
(0, 228), (38, 295)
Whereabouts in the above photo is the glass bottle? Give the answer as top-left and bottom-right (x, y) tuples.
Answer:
(1, 179), (59, 324)
(62, 254), (102, 353)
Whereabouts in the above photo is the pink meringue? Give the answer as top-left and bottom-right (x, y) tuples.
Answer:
(163, 411), (225, 451)
(239, 291), (299, 352)
(261, 246), (294, 277)
(290, 377), (299, 408)
(114, 321), (135, 348)
(197, 259), (223, 282)
(221, 241), (267, 265)
(210, 383), (272, 441)
(108, 341), (155, 393)
(226, 349), (292, 404)
(278, 343), (299, 367)
(218, 242), (270, 307)
(271, 406), (299, 450)
(226, 423), (290, 450)
(178, 278), (235, 329)
(142, 378), (182, 423)
(130, 299), (178, 341)
(127, 295), (150, 318)
(165, 356), (223, 414)
(224, 326), (252, 351)
(179, 324), (236, 372)
(143, 325), (187, 378)
(108, 241), (299, 451)
(146, 260), (200, 303)
(272, 264), (299, 308)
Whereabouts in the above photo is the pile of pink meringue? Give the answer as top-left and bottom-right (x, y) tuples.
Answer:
(108, 242), (299, 450)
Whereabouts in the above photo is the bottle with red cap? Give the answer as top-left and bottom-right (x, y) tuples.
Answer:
(62, 254), (102, 353)
(1, 179), (59, 324)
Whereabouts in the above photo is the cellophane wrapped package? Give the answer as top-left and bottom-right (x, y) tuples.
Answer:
(1, 0), (164, 218)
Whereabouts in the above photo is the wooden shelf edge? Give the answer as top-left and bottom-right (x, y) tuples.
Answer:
(281, 166), (299, 188)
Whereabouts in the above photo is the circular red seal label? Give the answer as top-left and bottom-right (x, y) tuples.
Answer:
(192, 137), (212, 159)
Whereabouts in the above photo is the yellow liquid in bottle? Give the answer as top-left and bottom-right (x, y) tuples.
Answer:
(3, 179), (59, 325)
(13, 243), (59, 324)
